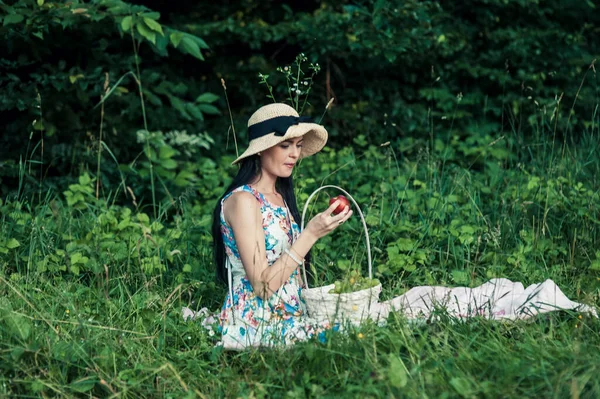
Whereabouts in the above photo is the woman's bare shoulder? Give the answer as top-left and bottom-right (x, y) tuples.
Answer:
(223, 191), (260, 225)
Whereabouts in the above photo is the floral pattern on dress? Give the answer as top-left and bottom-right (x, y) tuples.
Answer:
(218, 184), (336, 347)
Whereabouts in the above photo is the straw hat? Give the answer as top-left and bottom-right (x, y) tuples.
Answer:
(232, 103), (328, 165)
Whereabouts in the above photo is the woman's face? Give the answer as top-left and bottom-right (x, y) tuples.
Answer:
(260, 136), (304, 178)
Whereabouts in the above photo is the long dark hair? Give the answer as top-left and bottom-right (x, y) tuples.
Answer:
(212, 154), (309, 283)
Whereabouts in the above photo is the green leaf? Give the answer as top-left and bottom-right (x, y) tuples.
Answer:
(387, 354), (408, 388)
(31, 381), (44, 392)
(460, 225), (475, 235)
(383, 51), (397, 63)
(195, 93), (219, 103)
(403, 262), (417, 272)
(69, 74), (84, 84)
(365, 214), (379, 227)
(37, 0), (44, 6)
(154, 33), (169, 56)
(395, 238), (414, 252)
(161, 159), (177, 170)
(186, 104), (205, 121)
(137, 213), (150, 224)
(143, 17), (164, 36)
(170, 32), (184, 47)
(140, 12), (161, 19)
(451, 270), (469, 285)
(198, 104), (220, 115)
(79, 173), (91, 185)
(36, 259), (48, 273)
(3, 14), (24, 26)
(33, 119), (44, 131)
(191, 36), (209, 49)
(180, 37), (203, 60)
(449, 377), (474, 398)
(159, 145), (177, 160)
(169, 96), (191, 119)
(71, 252), (83, 264)
(70, 377), (98, 393)
(11, 347), (25, 360)
(590, 259), (600, 271)
(121, 16), (132, 32)
(136, 21), (156, 45)
(5, 313), (31, 340)
(337, 259), (351, 270)
(6, 239), (20, 249)
(174, 170), (196, 186)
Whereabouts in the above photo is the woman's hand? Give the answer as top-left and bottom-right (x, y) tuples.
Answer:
(304, 200), (353, 240)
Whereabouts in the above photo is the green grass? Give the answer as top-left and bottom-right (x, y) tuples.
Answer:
(1, 123), (600, 397)
(0, 274), (598, 398)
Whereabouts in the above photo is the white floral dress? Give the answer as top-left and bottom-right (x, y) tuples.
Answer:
(218, 185), (336, 348)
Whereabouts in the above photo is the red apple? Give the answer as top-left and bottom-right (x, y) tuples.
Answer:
(329, 195), (350, 215)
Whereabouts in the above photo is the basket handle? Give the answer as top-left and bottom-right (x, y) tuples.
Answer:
(300, 185), (372, 288)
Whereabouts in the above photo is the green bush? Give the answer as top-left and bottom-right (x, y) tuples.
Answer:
(0, 0), (216, 199)
(3, 0), (599, 207)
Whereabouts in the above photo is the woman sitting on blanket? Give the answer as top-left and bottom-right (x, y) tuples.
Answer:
(208, 104), (596, 350)
(211, 103), (350, 348)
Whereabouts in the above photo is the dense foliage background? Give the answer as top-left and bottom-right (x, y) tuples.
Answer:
(1, 0), (600, 397)
(2, 0), (599, 199)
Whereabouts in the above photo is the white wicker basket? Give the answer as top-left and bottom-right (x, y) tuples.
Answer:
(300, 185), (382, 324)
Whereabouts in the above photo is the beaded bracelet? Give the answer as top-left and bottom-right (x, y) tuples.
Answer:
(284, 248), (303, 265)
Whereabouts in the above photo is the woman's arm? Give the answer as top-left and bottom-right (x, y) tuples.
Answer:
(224, 191), (351, 300)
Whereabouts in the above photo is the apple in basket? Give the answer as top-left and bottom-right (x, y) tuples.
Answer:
(329, 195), (350, 215)
(329, 269), (380, 294)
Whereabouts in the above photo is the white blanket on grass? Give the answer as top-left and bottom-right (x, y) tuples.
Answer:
(372, 278), (597, 321)
(183, 278), (597, 349)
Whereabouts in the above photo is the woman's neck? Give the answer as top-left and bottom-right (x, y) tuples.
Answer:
(250, 174), (278, 195)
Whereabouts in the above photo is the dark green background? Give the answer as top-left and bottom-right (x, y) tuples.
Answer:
(1, 0), (598, 200)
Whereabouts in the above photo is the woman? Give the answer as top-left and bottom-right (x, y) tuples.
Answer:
(212, 103), (352, 348)
(208, 104), (596, 351)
